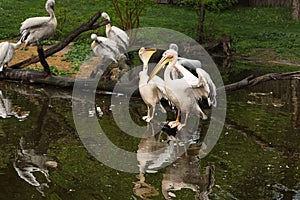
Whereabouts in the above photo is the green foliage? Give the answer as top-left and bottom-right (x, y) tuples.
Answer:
(54, 0), (105, 40)
(49, 66), (73, 76)
(176, 0), (238, 11)
(65, 40), (91, 63)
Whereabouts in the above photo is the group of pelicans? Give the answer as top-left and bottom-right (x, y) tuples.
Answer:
(138, 45), (217, 130)
(0, 0), (217, 130)
(0, 0), (129, 71)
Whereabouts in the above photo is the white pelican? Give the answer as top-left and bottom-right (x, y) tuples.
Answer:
(169, 43), (202, 72)
(20, 0), (57, 48)
(0, 40), (22, 72)
(101, 12), (129, 53)
(91, 33), (121, 63)
(168, 43), (216, 107)
(148, 49), (216, 130)
(138, 47), (167, 122)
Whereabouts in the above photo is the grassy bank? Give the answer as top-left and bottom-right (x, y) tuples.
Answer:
(0, 1), (299, 64)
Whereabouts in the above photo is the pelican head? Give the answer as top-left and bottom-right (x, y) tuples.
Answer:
(46, 0), (55, 11)
(138, 47), (156, 65)
(91, 33), (98, 41)
(91, 34), (100, 49)
(101, 12), (110, 21)
(169, 43), (178, 52)
(148, 49), (177, 82)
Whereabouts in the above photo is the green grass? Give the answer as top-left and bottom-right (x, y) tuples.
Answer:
(141, 5), (300, 62)
(205, 7), (300, 61)
(1, 1), (299, 65)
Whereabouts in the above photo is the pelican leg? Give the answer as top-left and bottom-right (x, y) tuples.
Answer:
(142, 105), (151, 122)
(159, 103), (166, 113)
(178, 112), (189, 130)
(23, 42), (29, 50)
(146, 105), (156, 123)
(197, 106), (207, 120)
(168, 109), (181, 128)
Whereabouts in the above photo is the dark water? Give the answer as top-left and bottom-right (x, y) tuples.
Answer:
(0, 75), (299, 199)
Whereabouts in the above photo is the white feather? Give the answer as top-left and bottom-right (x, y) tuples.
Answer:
(102, 12), (129, 52)
(0, 40), (22, 71)
(20, 0), (57, 47)
(91, 34), (121, 63)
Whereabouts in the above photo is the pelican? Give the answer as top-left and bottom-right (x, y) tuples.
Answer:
(168, 43), (216, 107)
(91, 33), (121, 63)
(148, 49), (216, 130)
(138, 47), (167, 122)
(169, 43), (202, 72)
(20, 0), (57, 48)
(101, 12), (129, 52)
(0, 40), (22, 72)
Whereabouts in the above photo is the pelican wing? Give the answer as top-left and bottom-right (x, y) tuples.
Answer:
(151, 75), (168, 99)
(92, 37), (120, 62)
(177, 57), (202, 70)
(195, 68), (217, 107)
(174, 64), (216, 107)
(107, 26), (129, 50)
(174, 63), (198, 85)
(111, 26), (129, 45)
(20, 17), (51, 33)
(0, 42), (9, 65)
(3, 44), (15, 64)
(100, 37), (120, 57)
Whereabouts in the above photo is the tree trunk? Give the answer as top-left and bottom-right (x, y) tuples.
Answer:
(196, 1), (205, 44)
(292, 0), (300, 20)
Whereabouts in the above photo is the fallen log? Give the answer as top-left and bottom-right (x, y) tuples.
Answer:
(2, 66), (300, 96)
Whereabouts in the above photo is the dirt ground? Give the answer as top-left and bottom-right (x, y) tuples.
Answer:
(4, 40), (101, 78)
(7, 40), (73, 72)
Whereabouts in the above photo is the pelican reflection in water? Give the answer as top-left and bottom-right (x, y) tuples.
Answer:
(13, 137), (57, 196)
(0, 90), (30, 120)
(134, 122), (213, 199)
(162, 144), (215, 199)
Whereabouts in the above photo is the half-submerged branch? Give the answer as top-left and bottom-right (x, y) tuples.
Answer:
(219, 71), (300, 94)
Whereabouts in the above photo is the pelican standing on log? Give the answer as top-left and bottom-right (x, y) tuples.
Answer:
(138, 47), (167, 122)
(91, 33), (121, 63)
(101, 12), (129, 53)
(148, 49), (216, 130)
(0, 40), (22, 72)
(20, 0), (57, 48)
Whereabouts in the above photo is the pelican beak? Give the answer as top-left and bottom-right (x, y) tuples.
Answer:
(139, 47), (157, 64)
(148, 54), (171, 83)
